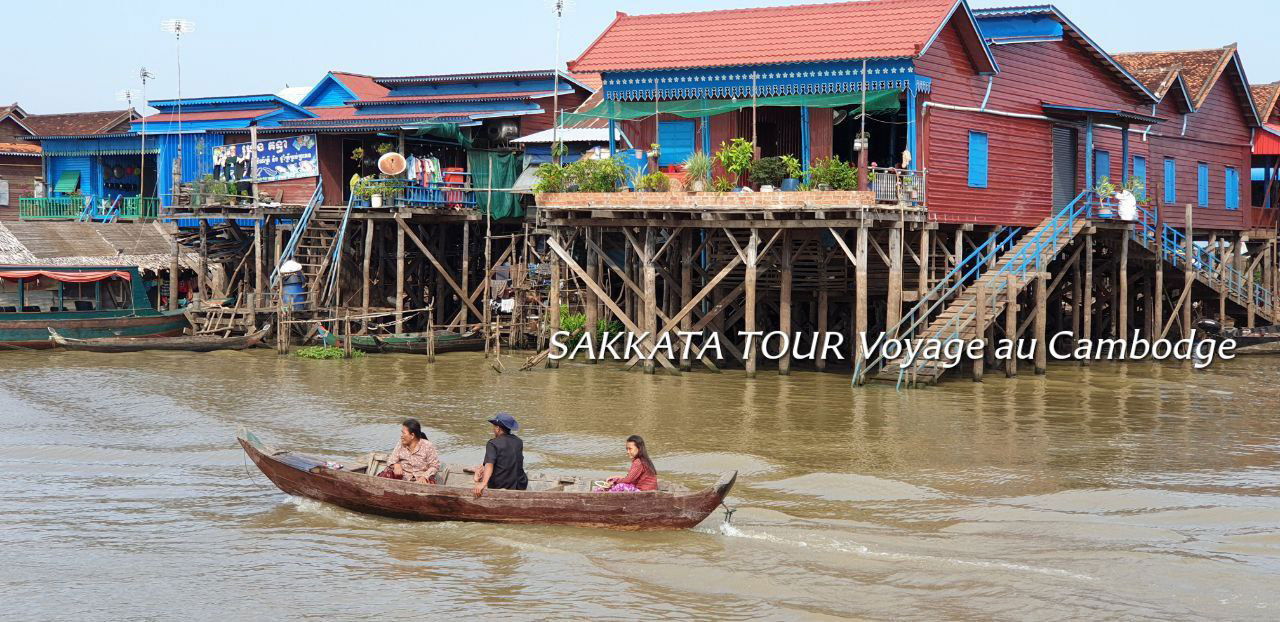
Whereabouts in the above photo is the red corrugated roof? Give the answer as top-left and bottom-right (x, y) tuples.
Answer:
(141, 109), (276, 122)
(303, 106), (359, 120)
(283, 110), (512, 124)
(355, 91), (556, 105)
(330, 72), (390, 100)
(569, 0), (961, 72)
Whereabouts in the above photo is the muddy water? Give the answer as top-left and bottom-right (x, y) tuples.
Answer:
(1, 350), (1278, 620)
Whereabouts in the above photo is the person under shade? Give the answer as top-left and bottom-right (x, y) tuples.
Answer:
(473, 412), (528, 497)
(601, 435), (658, 492)
(378, 418), (440, 484)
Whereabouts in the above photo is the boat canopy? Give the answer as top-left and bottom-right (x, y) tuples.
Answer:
(0, 269), (132, 283)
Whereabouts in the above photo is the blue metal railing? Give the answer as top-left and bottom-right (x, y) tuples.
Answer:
(271, 183), (324, 286)
(360, 177), (477, 209)
(854, 225), (1020, 384)
(320, 192), (357, 308)
(890, 190), (1092, 389)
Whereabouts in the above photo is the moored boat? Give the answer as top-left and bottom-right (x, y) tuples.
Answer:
(48, 324), (271, 353)
(1, 265), (189, 349)
(239, 431), (736, 530)
(319, 328), (485, 354)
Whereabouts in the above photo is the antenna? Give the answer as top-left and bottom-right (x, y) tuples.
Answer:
(138, 67), (154, 200)
(161, 19), (194, 200)
(548, 0), (571, 162)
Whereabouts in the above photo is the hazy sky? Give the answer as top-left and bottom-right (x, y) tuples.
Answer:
(4, 0), (1276, 114)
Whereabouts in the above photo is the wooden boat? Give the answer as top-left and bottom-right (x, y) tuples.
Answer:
(1196, 319), (1280, 355)
(239, 431), (736, 530)
(320, 328), (485, 355)
(48, 324), (271, 353)
(1, 265), (189, 349)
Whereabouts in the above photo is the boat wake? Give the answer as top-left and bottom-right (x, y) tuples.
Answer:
(713, 521), (1095, 581)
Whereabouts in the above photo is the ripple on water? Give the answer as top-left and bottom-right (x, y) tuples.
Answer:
(755, 472), (944, 502)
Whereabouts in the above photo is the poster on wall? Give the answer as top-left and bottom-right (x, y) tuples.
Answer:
(212, 134), (318, 183)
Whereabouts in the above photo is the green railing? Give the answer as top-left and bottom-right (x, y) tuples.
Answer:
(120, 197), (160, 221)
(18, 196), (90, 220)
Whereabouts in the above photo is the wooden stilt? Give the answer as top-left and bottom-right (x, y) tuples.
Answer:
(1119, 229), (1129, 341)
(886, 223), (903, 333)
(253, 218), (263, 317)
(1005, 273), (1018, 377)
(1082, 233), (1093, 364)
(586, 226), (600, 363)
(461, 222), (470, 327)
(547, 228), (562, 369)
(779, 230), (793, 376)
(361, 220), (373, 330)
(1071, 257), (1082, 338)
(816, 249), (829, 372)
(679, 229), (693, 372)
(1183, 204), (1194, 337)
(744, 228), (760, 379)
(974, 285), (986, 382)
(1034, 272), (1048, 375)
(855, 226), (868, 371)
(395, 222), (405, 334)
(1154, 255), (1164, 340)
(918, 227), (930, 304)
(198, 219), (208, 303)
(642, 228), (658, 375)
(169, 230), (180, 311)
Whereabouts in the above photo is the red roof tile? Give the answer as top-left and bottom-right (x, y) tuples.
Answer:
(569, 0), (962, 72)
(303, 106), (359, 120)
(570, 72), (602, 91)
(356, 91), (556, 105)
(1113, 47), (1233, 107)
(1252, 82), (1280, 123)
(330, 72), (390, 101)
(141, 109), (276, 122)
(23, 109), (134, 136)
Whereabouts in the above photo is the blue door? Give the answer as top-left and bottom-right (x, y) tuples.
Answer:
(1132, 155), (1146, 200)
(657, 121), (695, 168)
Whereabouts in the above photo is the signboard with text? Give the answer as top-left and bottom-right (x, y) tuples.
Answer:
(212, 134), (318, 183)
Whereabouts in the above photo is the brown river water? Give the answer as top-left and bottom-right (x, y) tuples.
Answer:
(2, 350), (1278, 621)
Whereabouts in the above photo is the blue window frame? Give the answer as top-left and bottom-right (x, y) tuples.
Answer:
(657, 121), (695, 168)
(1225, 167), (1239, 210)
(1132, 155), (1147, 200)
(1197, 162), (1209, 207)
(967, 131), (988, 188)
(1164, 158), (1176, 203)
(1094, 150), (1111, 184)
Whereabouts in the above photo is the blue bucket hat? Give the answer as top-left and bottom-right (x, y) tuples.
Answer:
(487, 412), (519, 433)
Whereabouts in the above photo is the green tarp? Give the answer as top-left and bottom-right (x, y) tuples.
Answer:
(467, 150), (521, 219)
(409, 122), (473, 148)
(560, 89), (900, 125)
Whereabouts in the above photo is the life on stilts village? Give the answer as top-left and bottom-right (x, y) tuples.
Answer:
(4, 1), (1280, 618)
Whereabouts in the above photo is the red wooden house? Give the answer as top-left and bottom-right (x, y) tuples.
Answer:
(1113, 45), (1262, 232)
(1250, 81), (1280, 225)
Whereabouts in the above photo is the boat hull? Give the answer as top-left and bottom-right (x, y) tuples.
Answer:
(49, 325), (268, 353)
(0, 310), (189, 349)
(240, 435), (735, 530)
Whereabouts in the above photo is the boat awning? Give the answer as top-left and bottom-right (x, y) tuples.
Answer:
(0, 269), (131, 282)
(1042, 103), (1163, 125)
(1255, 124), (1280, 155)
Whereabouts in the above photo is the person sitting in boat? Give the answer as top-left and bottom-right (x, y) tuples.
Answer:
(379, 418), (440, 484)
(599, 435), (658, 492)
(473, 413), (528, 497)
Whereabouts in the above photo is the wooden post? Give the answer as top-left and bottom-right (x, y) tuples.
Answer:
(886, 223), (903, 333)
(778, 231), (793, 375)
(679, 229), (693, 372)
(361, 220), (373, 329)
(816, 249), (829, 372)
(855, 226), (869, 369)
(1082, 233), (1093, 363)
(169, 232), (180, 311)
(197, 219), (208, 303)
(744, 228), (760, 378)
(586, 226), (601, 363)
(1005, 273), (1018, 377)
(1071, 258), (1082, 338)
(973, 285), (986, 382)
(1119, 229), (1129, 341)
(253, 217), (263, 317)
(460, 222), (470, 327)
(1183, 204), (1194, 337)
(1154, 258), (1164, 340)
(918, 227), (930, 303)
(395, 222), (405, 334)
(547, 229), (562, 369)
(1034, 272), (1048, 375)
(642, 228), (658, 375)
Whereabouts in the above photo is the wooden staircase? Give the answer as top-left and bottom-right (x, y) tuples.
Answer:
(861, 192), (1091, 387)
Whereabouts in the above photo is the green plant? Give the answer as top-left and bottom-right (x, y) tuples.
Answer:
(649, 143), (661, 158)
(682, 152), (712, 182)
(1094, 176), (1117, 198)
(797, 182), (813, 191)
(780, 155), (803, 179)
(806, 156), (858, 191)
(594, 318), (622, 341)
(637, 171), (671, 192)
(374, 142), (394, 155)
(350, 146), (365, 162)
(710, 176), (735, 193)
(550, 140), (567, 159)
(714, 138), (755, 186)
(749, 156), (787, 188)
(565, 157), (627, 192)
(559, 303), (588, 344)
(296, 345), (364, 359)
(532, 162), (568, 194)
(1123, 175), (1145, 194)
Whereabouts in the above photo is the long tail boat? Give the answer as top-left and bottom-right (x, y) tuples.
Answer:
(239, 431), (736, 530)
(318, 327), (485, 354)
(1, 266), (189, 349)
(48, 324), (271, 353)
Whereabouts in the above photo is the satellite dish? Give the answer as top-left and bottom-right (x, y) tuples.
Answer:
(833, 109), (849, 126)
(378, 152), (407, 176)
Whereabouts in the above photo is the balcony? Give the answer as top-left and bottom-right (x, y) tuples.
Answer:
(18, 196), (160, 222)
(18, 197), (87, 220)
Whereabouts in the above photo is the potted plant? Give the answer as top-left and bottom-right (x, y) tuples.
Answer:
(637, 171), (671, 193)
(648, 143), (661, 172)
(566, 156), (628, 192)
(749, 156), (787, 191)
(779, 155), (803, 191)
(682, 152), (712, 192)
(1094, 176), (1117, 217)
(532, 162), (568, 194)
(710, 176), (735, 193)
(806, 156), (858, 191)
(714, 138), (755, 190)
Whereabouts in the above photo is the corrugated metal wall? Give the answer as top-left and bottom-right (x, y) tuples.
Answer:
(156, 133), (224, 204)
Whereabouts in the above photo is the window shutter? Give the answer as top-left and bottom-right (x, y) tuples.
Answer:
(1163, 159), (1176, 203)
(1197, 163), (1209, 207)
(967, 131), (988, 188)
(1225, 168), (1239, 210)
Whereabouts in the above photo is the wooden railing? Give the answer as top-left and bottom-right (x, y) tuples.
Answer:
(120, 197), (160, 221)
(18, 196), (89, 220)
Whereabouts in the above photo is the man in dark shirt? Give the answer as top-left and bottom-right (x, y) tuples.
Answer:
(473, 412), (528, 497)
